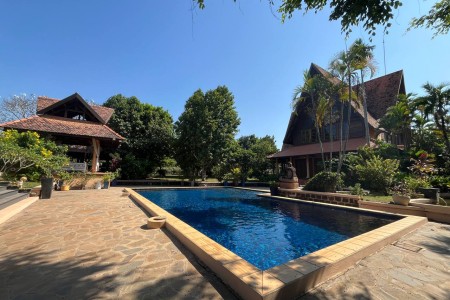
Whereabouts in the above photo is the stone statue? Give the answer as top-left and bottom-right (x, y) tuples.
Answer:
(279, 162), (299, 189)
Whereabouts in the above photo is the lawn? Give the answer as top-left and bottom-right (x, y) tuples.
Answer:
(362, 194), (392, 203)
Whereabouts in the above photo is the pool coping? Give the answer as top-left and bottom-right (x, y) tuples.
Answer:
(126, 187), (427, 300)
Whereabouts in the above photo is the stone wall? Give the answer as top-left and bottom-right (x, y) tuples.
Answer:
(278, 188), (361, 207)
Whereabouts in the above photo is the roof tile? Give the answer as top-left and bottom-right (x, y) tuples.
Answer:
(0, 115), (124, 141)
(37, 96), (115, 123)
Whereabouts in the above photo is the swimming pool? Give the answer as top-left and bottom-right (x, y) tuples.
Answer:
(138, 188), (401, 270)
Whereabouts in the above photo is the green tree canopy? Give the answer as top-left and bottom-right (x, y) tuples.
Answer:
(195, 0), (402, 37)
(104, 94), (174, 179)
(196, 1), (449, 38)
(409, 0), (450, 37)
(0, 130), (69, 180)
(174, 86), (240, 181)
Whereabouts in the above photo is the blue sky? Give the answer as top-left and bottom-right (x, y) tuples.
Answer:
(0, 1), (448, 149)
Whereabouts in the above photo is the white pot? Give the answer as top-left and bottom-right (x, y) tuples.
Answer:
(95, 182), (102, 189)
(392, 194), (410, 206)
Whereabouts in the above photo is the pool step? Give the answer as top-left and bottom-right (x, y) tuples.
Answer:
(0, 191), (30, 210)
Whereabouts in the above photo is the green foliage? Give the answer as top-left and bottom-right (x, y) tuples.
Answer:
(174, 86), (240, 181)
(303, 171), (342, 193)
(403, 176), (430, 193)
(409, 0), (450, 37)
(390, 181), (413, 196)
(350, 183), (367, 196)
(104, 94), (175, 179)
(413, 82), (450, 154)
(195, 0), (402, 38)
(429, 175), (450, 193)
(350, 154), (399, 194)
(0, 130), (69, 179)
(379, 94), (413, 143)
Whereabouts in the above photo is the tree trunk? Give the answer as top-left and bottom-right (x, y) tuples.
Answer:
(361, 70), (370, 145)
(329, 106), (333, 172)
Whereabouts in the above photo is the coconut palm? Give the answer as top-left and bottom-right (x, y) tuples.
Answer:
(349, 39), (376, 145)
(329, 50), (359, 173)
(292, 71), (333, 170)
(414, 82), (450, 152)
(379, 93), (415, 148)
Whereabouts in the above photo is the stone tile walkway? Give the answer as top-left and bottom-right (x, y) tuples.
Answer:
(0, 188), (235, 300)
(299, 222), (450, 300)
(0, 188), (449, 300)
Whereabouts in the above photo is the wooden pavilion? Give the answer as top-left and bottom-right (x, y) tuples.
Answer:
(0, 93), (124, 172)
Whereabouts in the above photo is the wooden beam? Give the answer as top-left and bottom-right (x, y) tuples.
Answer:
(91, 138), (101, 173)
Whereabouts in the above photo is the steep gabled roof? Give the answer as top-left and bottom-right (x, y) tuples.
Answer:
(37, 94), (115, 124)
(0, 115), (124, 141)
(363, 70), (405, 120)
(282, 63), (403, 146)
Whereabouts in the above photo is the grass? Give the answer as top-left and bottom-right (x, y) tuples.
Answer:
(22, 181), (40, 188)
(362, 194), (392, 203)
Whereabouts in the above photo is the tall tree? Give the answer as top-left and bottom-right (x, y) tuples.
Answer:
(350, 38), (376, 145)
(414, 82), (450, 153)
(0, 93), (37, 123)
(104, 94), (174, 179)
(409, 0), (450, 37)
(379, 93), (414, 148)
(175, 86), (240, 181)
(329, 51), (358, 173)
(292, 71), (334, 171)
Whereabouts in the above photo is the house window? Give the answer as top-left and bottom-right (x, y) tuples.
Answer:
(349, 121), (364, 138)
(299, 129), (312, 144)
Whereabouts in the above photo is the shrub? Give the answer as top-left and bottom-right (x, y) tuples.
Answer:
(303, 171), (342, 193)
(351, 155), (399, 194)
(403, 176), (430, 192)
(350, 183), (367, 196)
(429, 175), (450, 193)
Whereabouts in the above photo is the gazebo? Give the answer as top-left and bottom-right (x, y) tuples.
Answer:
(0, 93), (124, 172)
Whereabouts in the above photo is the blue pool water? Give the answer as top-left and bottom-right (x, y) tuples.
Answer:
(138, 188), (401, 270)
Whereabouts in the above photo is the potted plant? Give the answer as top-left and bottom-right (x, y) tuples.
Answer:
(103, 171), (118, 189)
(59, 171), (74, 191)
(269, 181), (279, 196)
(94, 180), (102, 189)
(390, 182), (412, 206)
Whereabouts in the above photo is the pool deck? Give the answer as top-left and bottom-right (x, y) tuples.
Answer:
(0, 188), (449, 299)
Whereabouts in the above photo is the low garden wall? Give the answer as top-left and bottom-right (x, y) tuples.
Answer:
(278, 188), (361, 207)
(358, 201), (450, 224)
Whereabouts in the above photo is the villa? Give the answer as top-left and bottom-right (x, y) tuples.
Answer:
(270, 63), (407, 183)
(0, 93), (124, 173)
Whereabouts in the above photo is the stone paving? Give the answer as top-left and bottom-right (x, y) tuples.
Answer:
(0, 188), (449, 300)
(0, 188), (235, 300)
(300, 222), (450, 300)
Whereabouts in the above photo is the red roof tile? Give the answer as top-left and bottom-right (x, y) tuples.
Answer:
(37, 96), (115, 123)
(363, 70), (405, 120)
(0, 115), (124, 141)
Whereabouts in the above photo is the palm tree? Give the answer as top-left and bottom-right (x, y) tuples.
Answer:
(329, 50), (358, 173)
(292, 71), (333, 170)
(350, 39), (376, 145)
(379, 93), (415, 148)
(414, 82), (450, 152)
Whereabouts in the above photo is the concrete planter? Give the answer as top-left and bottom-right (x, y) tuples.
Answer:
(147, 216), (166, 229)
(392, 194), (410, 206)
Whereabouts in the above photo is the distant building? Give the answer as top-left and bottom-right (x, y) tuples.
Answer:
(270, 63), (407, 183)
(0, 93), (124, 172)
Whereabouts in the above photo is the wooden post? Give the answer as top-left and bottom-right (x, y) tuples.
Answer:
(306, 155), (310, 178)
(91, 138), (101, 173)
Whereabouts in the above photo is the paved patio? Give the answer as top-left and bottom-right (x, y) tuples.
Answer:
(0, 188), (449, 299)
